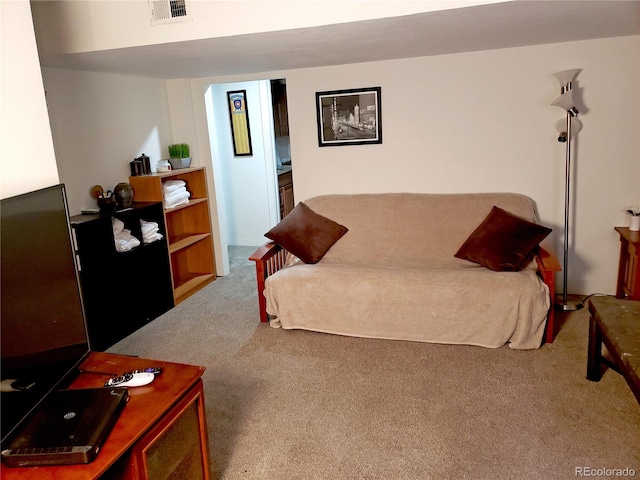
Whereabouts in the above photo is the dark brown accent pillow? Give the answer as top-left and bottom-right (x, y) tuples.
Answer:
(265, 202), (348, 264)
(454, 206), (552, 272)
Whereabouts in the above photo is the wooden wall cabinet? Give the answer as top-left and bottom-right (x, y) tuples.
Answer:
(271, 79), (289, 137)
(278, 170), (294, 219)
(71, 203), (174, 351)
(129, 167), (216, 304)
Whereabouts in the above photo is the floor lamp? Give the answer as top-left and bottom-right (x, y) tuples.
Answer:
(552, 69), (583, 311)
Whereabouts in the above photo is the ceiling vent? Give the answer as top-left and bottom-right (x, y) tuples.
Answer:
(149, 0), (191, 25)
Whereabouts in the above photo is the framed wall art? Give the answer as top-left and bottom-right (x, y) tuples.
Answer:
(315, 86), (382, 147)
(227, 90), (253, 156)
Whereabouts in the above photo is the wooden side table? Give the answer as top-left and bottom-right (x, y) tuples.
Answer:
(587, 296), (640, 404)
(1, 352), (210, 480)
(615, 227), (640, 300)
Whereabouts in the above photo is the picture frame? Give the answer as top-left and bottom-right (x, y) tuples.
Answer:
(315, 87), (382, 147)
(227, 89), (253, 156)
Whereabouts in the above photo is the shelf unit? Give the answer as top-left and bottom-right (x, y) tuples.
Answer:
(70, 202), (174, 351)
(129, 167), (216, 304)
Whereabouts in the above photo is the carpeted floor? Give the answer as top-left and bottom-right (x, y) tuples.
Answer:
(109, 246), (640, 479)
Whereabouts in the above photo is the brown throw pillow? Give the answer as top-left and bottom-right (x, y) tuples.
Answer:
(265, 202), (348, 264)
(454, 206), (552, 272)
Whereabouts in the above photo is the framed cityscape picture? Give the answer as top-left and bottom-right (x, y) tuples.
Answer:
(315, 87), (382, 147)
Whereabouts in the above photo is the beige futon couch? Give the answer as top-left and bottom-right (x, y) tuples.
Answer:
(250, 193), (560, 349)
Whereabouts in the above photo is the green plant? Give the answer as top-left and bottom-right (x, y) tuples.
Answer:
(624, 206), (640, 217)
(168, 143), (190, 159)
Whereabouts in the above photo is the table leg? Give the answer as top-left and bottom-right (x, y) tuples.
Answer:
(615, 238), (627, 298)
(587, 313), (603, 381)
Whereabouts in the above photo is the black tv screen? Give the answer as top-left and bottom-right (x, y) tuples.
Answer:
(1, 184), (90, 446)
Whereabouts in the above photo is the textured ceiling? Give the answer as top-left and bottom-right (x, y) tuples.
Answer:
(37, 1), (640, 79)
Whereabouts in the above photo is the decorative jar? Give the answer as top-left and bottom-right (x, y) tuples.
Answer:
(157, 160), (171, 173)
(114, 183), (134, 207)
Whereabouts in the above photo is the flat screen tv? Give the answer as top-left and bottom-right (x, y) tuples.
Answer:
(1, 184), (90, 447)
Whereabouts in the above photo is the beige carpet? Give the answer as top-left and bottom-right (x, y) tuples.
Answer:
(110, 246), (640, 479)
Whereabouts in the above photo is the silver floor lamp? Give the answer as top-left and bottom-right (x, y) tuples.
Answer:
(552, 69), (584, 311)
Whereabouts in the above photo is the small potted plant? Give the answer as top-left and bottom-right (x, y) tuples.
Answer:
(624, 205), (640, 231)
(168, 143), (191, 169)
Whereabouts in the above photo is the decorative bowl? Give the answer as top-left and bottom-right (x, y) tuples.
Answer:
(169, 157), (192, 169)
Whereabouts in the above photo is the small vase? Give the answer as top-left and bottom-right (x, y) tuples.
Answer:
(629, 216), (640, 232)
(114, 183), (134, 208)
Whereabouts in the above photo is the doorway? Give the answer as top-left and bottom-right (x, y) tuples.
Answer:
(270, 79), (294, 219)
(204, 78), (292, 274)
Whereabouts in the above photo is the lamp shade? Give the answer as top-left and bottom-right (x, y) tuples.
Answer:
(553, 69), (581, 88)
(552, 90), (579, 115)
(555, 117), (583, 136)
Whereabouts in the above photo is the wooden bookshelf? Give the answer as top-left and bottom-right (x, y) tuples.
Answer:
(129, 167), (216, 304)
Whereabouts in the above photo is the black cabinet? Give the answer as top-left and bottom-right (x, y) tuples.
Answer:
(70, 203), (174, 351)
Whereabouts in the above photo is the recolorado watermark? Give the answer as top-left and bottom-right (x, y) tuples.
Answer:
(575, 467), (636, 477)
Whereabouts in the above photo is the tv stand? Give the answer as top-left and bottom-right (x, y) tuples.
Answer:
(1, 352), (211, 479)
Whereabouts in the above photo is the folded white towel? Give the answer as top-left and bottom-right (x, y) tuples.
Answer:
(139, 218), (163, 244)
(114, 228), (141, 252)
(140, 219), (159, 235)
(165, 190), (191, 209)
(163, 186), (187, 203)
(163, 179), (186, 194)
(143, 232), (164, 244)
(112, 217), (125, 236)
(115, 239), (140, 252)
(163, 186), (189, 209)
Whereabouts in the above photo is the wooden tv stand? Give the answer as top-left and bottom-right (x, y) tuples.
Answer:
(1, 352), (211, 479)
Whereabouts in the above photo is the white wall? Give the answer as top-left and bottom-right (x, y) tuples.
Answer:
(188, 35), (639, 295)
(41, 68), (173, 214)
(293, 36), (640, 296)
(166, 79), (200, 160)
(1, 1), (59, 199)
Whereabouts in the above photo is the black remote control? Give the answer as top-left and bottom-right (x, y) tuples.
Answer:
(104, 373), (134, 387)
(122, 367), (162, 377)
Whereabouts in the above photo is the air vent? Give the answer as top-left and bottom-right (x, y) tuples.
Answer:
(149, 0), (191, 25)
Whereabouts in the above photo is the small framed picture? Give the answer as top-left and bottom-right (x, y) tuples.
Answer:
(227, 90), (253, 156)
(315, 87), (382, 147)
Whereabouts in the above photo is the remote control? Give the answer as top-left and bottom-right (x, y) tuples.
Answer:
(104, 372), (155, 388)
(122, 367), (162, 377)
